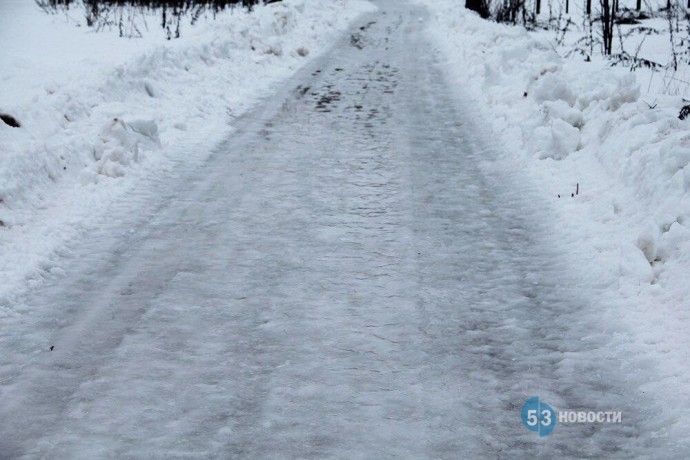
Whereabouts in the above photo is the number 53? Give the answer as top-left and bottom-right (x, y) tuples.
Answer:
(526, 409), (552, 427)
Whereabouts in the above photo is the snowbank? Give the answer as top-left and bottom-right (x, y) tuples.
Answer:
(0, 0), (375, 302)
(0, 0), (375, 211)
(416, 0), (690, 449)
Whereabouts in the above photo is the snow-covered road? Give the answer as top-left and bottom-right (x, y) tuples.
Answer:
(0, 1), (662, 457)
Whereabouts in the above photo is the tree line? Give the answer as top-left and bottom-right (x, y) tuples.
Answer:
(36, 0), (278, 38)
(465, 0), (689, 67)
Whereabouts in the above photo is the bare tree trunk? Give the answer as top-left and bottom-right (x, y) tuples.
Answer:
(586, 0), (592, 15)
(668, 0), (678, 70)
(566, 0), (570, 13)
(600, 0), (615, 55)
(536, 0), (541, 15)
(465, 0), (491, 18)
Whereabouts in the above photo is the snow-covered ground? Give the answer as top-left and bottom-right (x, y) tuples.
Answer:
(0, 0), (375, 307)
(416, 0), (690, 449)
(3, 1), (676, 455)
(2, 0), (690, 456)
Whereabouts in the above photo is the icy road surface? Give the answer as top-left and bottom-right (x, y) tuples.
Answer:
(0, 1), (660, 457)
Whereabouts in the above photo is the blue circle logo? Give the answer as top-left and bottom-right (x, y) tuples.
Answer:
(521, 396), (557, 437)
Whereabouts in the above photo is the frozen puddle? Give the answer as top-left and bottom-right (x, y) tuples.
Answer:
(0, 0), (660, 457)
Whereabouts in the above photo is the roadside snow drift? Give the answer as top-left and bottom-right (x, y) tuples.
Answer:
(417, 0), (690, 449)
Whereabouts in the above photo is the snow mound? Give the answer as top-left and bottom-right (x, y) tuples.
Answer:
(577, 72), (640, 111)
(94, 118), (160, 178)
(532, 118), (580, 160)
(532, 73), (576, 106)
(0, 0), (376, 214)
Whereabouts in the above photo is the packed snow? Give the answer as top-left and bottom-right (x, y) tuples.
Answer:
(1, 0), (690, 456)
